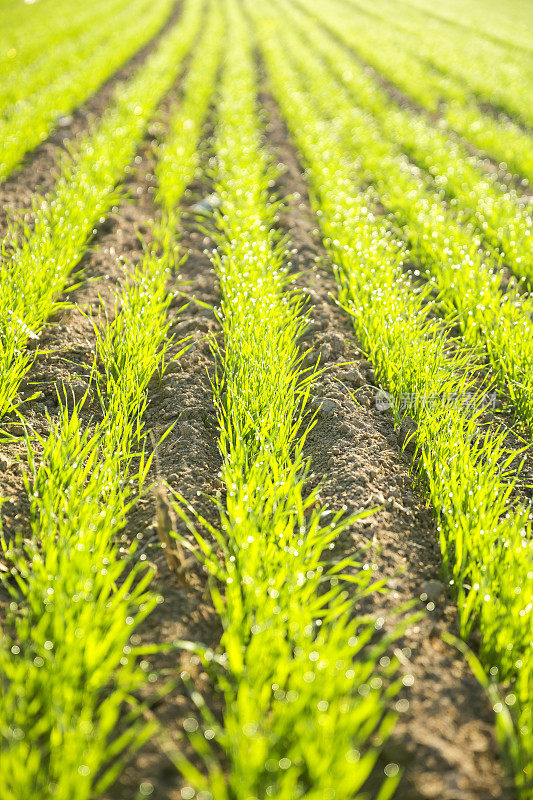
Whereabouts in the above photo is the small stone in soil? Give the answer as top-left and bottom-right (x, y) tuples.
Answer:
(420, 579), (446, 604)
(311, 397), (337, 417)
(191, 193), (221, 215)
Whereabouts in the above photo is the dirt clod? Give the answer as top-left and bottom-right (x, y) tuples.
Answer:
(398, 416), (418, 453)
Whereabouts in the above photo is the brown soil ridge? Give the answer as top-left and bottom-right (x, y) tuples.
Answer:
(103, 202), (225, 800)
(263, 91), (511, 800)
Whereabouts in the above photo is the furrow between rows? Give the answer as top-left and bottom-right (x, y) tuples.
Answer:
(262, 90), (509, 800)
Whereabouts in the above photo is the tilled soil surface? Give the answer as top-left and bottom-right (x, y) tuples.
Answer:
(0, 33), (514, 800)
(100, 202), (225, 800)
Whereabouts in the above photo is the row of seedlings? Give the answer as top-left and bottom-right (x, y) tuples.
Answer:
(0, 0), (204, 426)
(281, 0), (533, 289)
(170, 1), (403, 798)
(0, 8), (225, 798)
(391, 0), (531, 52)
(272, 0), (533, 437)
(298, 0), (533, 185)
(0, 0), (176, 183)
(155, 0), (224, 227)
(0, 0), (138, 66)
(249, 4), (532, 795)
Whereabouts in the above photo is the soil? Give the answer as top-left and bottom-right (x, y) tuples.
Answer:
(0, 23), (518, 800)
(99, 196), (225, 800)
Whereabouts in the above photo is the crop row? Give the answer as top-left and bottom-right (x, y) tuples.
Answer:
(0, 0), (175, 183)
(275, 0), (533, 438)
(283, 0), (533, 290)
(0, 7), (222, 796)
(249, 2), (532, 794)
(399, 0), (532, 54)
(298, 0), (533, 186)
(344, 0), (533, 128)
(171, 1), (403, 797)
(0, 0), (204, 429)
(155, 0), (224, 225)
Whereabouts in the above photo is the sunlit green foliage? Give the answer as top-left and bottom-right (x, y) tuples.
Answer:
(0, 0), (203, 428)
(155, 0), (225, 230)
(0, 239), (178, 796)
(170, 2), (402, 797)
(273, 0), (533, 436)
(279, 0), (533, 290)
(299, 0), (533, 185)
(0, 405), (158, 800)
(250, 3), (533, 794)
(397, 0), (532, 53)
(0, 0), (139, 113)
(0, 0), (175, 182)
(343, 0), (533, 127)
